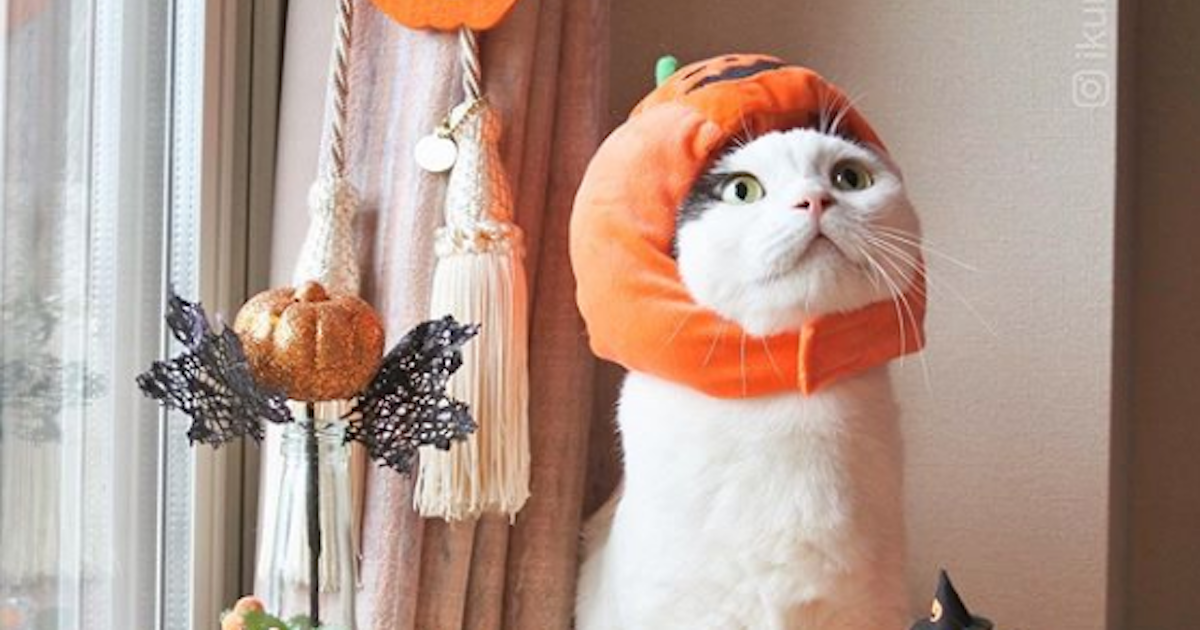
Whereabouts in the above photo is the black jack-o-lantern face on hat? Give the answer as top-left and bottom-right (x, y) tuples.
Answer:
(911, 571), (994, 630)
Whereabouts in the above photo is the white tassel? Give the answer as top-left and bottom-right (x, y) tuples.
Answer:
(417, 101), (531, 521)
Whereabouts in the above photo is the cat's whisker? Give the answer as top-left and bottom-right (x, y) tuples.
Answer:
(730, 119), (753, 149)
(863, 268), (883, 293)
(660, 310), (697, 352)
(868, 228), (979, 272)
(817, 89), (834, 134)
(868, 227), (979, 272)
(856, 252), (884, 293)
(865, 249), (918, 373)
(854, 243), (909, 366)
(828, 89), (869, 138)
(871, 225), (935, 242)
(740, 331), (749, 397)
(759, 336), (785, 383)
(869, 224), (926, 241)
(701, 319), (729, 368)
(873, 230), (984, 277)
(864, 244), (934, 393)
(862, 234), (999, 339)
(857, 240), (927, 383)
(860, 234), (928, 283)
(729, 106), (748, 148)
(864, 234), (957, 295)
(863, 233), (943, 298)
(829, 97), (854, 137)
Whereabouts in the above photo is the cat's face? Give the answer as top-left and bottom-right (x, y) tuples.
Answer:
(675, 128), (921, 337)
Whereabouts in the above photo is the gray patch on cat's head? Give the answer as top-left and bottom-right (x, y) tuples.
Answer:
(673, 169), (730, 256)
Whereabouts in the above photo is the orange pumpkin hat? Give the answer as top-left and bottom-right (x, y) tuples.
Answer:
(369, 0), (519, 31)
(570, 54), (925, 398)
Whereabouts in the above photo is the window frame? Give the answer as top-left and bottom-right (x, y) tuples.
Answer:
(161, 1), (285, 627)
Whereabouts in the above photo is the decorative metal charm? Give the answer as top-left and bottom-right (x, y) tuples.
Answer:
(414, 133), (459, 173)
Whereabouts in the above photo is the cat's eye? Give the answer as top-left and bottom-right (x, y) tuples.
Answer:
(719, 174), (765, 204)
(831, 161), (874, 191)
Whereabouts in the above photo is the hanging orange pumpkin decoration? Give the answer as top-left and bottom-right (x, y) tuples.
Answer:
(368, 0), (519, 31)
(234, 281), (385, 402)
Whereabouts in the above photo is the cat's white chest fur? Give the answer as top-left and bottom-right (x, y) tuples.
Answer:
(577, 368), (909, 630)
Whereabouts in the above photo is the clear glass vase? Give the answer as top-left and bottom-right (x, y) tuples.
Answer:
(263, 403), (356, 629)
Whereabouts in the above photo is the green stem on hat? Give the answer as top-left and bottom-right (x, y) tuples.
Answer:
(656, 55), (679, 87)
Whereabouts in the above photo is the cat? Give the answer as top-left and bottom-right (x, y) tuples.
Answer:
(576, 126), (923, 630)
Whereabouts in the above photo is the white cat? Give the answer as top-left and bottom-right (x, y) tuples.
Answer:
(576, 127), (923, 630)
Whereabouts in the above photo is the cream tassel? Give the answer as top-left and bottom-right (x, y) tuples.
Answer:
(417, 77), (531, 519)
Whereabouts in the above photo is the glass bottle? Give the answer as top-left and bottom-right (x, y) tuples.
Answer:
(264, 403), (356, 629)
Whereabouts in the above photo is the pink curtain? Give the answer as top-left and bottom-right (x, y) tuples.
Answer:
(271, 0), (614, 627)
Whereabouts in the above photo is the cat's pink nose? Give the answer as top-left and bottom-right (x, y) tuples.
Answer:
(795, 195), (831, 217)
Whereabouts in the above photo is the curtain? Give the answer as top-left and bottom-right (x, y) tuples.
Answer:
(269, 0), (613, 627)
(0, 0), (191, 627)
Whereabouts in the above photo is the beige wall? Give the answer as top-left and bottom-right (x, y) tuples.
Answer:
(270, 0), (333, 287)
(610, 2), (1125, 629)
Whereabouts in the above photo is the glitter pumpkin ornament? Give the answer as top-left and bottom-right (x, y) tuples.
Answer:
(235, 281), (384, 402)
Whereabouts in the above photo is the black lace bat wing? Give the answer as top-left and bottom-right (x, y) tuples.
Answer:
(346, 316), (479, 474)
(136, 292), (291, 446)
(164, 292), (209, 347)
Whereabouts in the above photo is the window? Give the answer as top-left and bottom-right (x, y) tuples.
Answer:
(0, 1), (279, 627)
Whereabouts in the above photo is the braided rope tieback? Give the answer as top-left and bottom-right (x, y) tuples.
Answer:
(330, 0), (354, 180)
(294, 0), (361, 295)
(458, 27), (482, 103)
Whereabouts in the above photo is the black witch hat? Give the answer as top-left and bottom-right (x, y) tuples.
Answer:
(911, 570), (994, 630)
